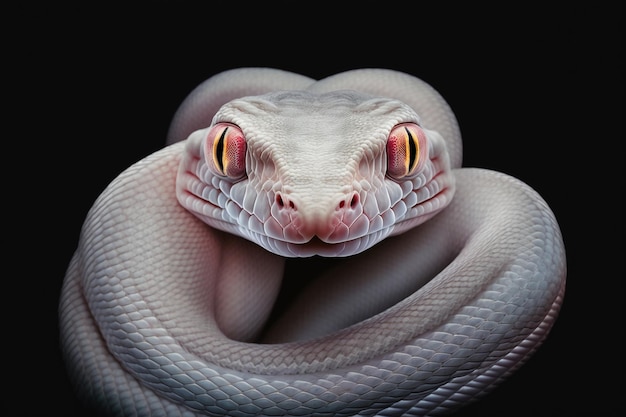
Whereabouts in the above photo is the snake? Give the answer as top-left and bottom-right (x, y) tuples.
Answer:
(59, 68), (566, 416)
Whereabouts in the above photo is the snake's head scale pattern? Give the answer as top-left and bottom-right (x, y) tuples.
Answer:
(176, 90), (455, 257)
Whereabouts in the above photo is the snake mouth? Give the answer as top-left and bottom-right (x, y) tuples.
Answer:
(281, 229), (391, 258)
(289, 237), (347, 257)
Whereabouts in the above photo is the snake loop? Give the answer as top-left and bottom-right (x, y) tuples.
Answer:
(60, 68), (566, 416)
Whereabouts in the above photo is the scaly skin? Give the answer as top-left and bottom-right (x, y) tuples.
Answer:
(60, 68), (566, 416)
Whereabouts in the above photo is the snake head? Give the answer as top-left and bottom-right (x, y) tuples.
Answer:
(176, 91), (455, 257)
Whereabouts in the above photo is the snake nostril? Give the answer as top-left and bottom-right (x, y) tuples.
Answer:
(350, 193), (359, 208)
(338, 193), (360, 210)
(276, 194), (296, 210)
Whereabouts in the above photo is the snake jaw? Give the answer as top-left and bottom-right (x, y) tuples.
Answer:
(247, 179), (455, 258)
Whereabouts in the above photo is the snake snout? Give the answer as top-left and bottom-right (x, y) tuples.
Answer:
(275, 191), (368, 244)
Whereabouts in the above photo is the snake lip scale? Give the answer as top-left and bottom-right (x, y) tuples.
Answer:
(60, 67), (566, 416)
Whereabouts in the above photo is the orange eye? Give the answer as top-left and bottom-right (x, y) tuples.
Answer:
(386, 123), (426, 179)
(205, 123), (247, 179)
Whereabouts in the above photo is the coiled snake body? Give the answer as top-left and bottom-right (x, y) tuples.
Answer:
(60, 68), (566, 416)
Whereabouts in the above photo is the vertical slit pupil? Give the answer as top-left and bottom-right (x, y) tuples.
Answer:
(405, 127), (417, 171)
(215, 127), (228, 173)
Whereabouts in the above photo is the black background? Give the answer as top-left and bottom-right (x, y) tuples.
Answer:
(6, 2), (622, 416)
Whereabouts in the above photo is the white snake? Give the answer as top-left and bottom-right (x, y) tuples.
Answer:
(60, 68), (566, 416)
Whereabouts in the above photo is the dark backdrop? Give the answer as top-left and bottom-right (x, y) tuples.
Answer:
(6, 3), (622, 416)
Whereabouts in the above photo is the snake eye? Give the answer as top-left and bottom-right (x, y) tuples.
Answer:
(386, 123), (427, 179)
(205, 123), (247, 179)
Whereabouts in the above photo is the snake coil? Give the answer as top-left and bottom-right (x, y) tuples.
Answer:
(60, 68), (566, 416)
